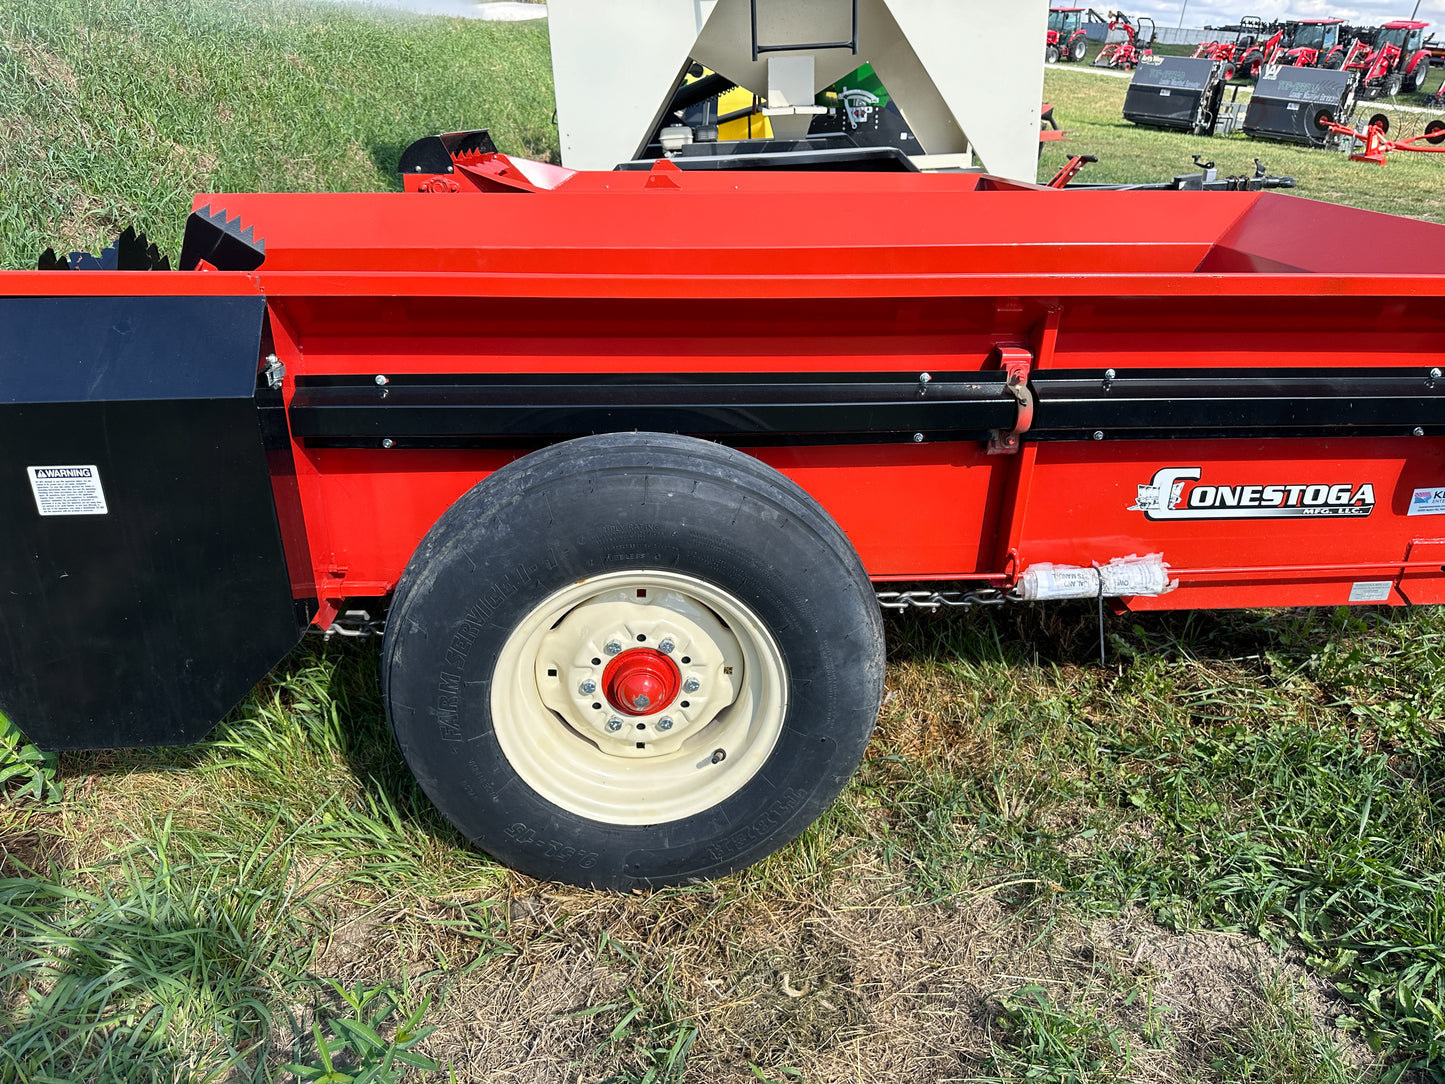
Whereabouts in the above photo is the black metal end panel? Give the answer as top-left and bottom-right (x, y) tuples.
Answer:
(0, 297), (307, 751)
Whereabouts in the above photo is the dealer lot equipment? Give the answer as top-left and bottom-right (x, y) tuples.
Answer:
(1123, 56), (1227, 135)
(1244, 63), (1357, 145)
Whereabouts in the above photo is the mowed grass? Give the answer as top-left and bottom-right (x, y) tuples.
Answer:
(0, 0), (555, 269)
(2, 3), (1445, 1082)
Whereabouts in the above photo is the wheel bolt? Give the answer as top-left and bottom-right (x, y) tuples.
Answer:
(683, 678), (700, 693)
(606, 717), (623, 732)
(710, 748), (726, 764)
(658, 639), (675, 654)
(579, 680), (597, 695)
(658, 717), (674, 731)
(604, 640), (623, 656)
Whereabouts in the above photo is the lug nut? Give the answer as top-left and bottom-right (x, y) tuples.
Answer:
(606, 717), (623, 732)
(658, 717), (674, 731)
(604, 640), (623, 656)
(658, 639), (675, 654)
(579, 680), (597, 695)
(682, 678), (700, 693)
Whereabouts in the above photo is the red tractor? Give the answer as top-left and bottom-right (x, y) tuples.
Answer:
(1047, 7), (1097, 63)
(1193, 21), (1286, 81)
(1193, 16), (1266, 78)
(1235, 25), (1290, 81)
(1280, 19), (1344, 68)
(1092, 11), (1154, 70)
(1343, 20), (1434, 97)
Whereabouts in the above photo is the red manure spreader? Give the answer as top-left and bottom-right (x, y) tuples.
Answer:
(4, 139), (1445, 889)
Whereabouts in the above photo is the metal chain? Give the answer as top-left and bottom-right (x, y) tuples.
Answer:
(320, 609), (388, 640)
(874, 587), (1008, 611)
(318, 587), (1008, 636)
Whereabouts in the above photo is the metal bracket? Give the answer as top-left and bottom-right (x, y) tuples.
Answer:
(262, 353), (285, 390)
(987, 346), (1034, 454)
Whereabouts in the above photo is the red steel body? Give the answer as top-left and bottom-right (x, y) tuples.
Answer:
(15, 165), (1445, 624)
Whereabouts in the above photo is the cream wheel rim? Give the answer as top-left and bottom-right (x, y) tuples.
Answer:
(491, 570), (788, 825)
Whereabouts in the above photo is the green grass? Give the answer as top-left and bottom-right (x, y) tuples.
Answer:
(0, 0), (555, 270)
(3, 2), (1445, 1081)
(1040, 66), (1445, 221)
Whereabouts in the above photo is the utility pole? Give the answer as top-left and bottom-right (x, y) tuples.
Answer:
(1179, 0), (1188, 29)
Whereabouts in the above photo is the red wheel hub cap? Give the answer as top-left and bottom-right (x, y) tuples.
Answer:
(602, 649), (681, 716)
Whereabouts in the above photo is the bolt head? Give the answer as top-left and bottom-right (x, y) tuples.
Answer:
(912, 432), (924, 443)
(381, 438), (395, 449)
(682, 678), (700, 694)
(1104, 368), (1116, 381)
(604, 640), (623, 656)
(1415, 426), (1426, 437)
(606, 717), (623, 732)
(1432, 368), (1442, 380)
(710, 748), (727, 764)
(1093, 430), (1105, 441)
(579, 680), (597, 696)
(919, 372), (932, 383)
(658, 717), (674, 731)
(658, 639), (675, 654)
(374, 374), (389, 386)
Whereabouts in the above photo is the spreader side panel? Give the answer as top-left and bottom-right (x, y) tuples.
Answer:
(0, 296), (306, 750)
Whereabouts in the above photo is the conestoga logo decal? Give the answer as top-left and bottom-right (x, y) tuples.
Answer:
(1129, 467), (1376, 520)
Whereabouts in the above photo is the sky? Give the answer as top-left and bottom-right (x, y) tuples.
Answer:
(1135, 0), (1439, 31)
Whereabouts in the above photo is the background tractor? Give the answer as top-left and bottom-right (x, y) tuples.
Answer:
(1046, 7), (1098, 63)
(1342, 20), (1434, 97)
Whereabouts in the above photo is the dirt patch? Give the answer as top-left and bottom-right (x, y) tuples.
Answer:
(298, 882), (1384, 1083)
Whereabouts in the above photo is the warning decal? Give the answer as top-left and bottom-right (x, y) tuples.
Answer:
(27, 465), (109, 516)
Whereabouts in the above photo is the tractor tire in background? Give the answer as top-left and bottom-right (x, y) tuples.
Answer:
(1047, 43), (1061, 64)
(1324, 53), (1344, 68)
(1406, 62), (1430, 93)
(382, 432), (886, 890)
(1221, 61), (1238, 81)
(1070, 37), (1088, 61)
(1385, 74), (1404, 97)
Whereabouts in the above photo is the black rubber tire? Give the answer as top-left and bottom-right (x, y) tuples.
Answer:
(1046, 43), (1061, 64)
(1425, 119), (1445, 146)
(1370, 112), (1390, 134)
(382, 432), (885, 890)
(1324, 53), (1343, 69)
(1407, 61), (1429, 94)
(1070, 37), (1088, 62)
(1221, 61), (1238, 82)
